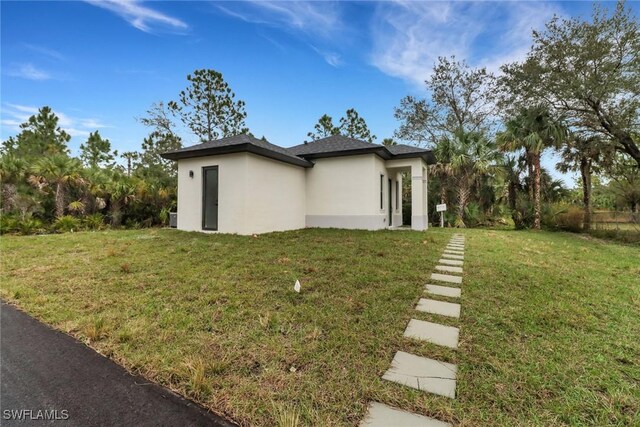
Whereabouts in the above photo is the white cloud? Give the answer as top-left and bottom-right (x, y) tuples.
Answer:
(310, 45), (342, 67)
(24, 44), (64, 60)
(369, 1), (561, 87)
(217, 1), (344, 39)
(84, 0), (188, 34)
(217, 1), (346, 66)
(1, 103), (109, 139)
(6, 63), (52, 81)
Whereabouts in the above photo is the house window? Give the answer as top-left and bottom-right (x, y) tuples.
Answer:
(380, 174), (384, 210)
(396, 180), (399, 210)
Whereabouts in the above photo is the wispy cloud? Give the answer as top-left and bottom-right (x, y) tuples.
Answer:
(310, 45), (342, 67)
(217, 1), (344, 39)
(24, 44), (64, 60)
(6, 63), (52, 81)
(2, 103), (109, 138)
(217, 1), (346, 66)
(84, 0), (188, 34)
(369, 1), (560, 87)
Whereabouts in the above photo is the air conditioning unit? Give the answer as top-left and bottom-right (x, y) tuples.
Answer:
(169, 212), (177, 228)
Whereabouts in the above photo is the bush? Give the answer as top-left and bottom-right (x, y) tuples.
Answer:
(84, 213), (105, 230)
(17, 217), (44, 235)
(0, 214), (18, 234)
(556, 207), (584, 232)
(53, 215), (82, 233)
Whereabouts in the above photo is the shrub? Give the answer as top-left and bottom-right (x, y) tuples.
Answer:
(556, 206), (584, 232)
(84, 213), (105, 230)
(53, 215), (82, 233)
(17, 217), (44, 235)
(0, 214), (18, 234)
(464, 202), (482, 227)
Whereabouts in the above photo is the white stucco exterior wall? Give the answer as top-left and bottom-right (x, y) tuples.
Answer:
(305, 154), (400, 230)
(176, 153), (248, 234)
(243, 154), (306, 234)
(176, 151), (428, 234)
(176, 153), (305, 235)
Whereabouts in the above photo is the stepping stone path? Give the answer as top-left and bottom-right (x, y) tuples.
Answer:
(431, 273), (462, 284)
(435, 265), (463, 274)
(404, 319), (459, 349)
(416, 298), (460, 318)
(382, 351), (457, 398)
(360, 402), (451, 427)
(439, 258), (463, 266)
(363, 233), (466, 425)
(425, 284), (461, 298)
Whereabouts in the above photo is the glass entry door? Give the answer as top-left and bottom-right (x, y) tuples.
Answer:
(202, 166), (218, 230)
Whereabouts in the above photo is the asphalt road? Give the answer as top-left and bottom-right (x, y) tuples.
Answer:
(0, 302), (235, 426)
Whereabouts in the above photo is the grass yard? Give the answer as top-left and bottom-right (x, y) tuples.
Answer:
(1, 228), (639, 426)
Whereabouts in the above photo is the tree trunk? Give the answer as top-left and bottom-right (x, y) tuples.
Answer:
(532, 154), (541, 230)
(456, 179), (470, 228)
(526, 149), (534, 201)
(440, 180), (447, 205)
(1, 183), (17, 212)
(580, 157), (592, 232)
(110, 200), (122, 227)
(55, 182), (65, 218)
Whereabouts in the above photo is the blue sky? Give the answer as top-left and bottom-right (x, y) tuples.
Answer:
(1, 1), (635, 186)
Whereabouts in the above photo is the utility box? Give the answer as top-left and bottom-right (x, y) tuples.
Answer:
(169, 212), (177, 228)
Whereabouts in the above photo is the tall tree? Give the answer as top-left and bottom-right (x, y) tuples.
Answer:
(497, 106), (567, 230)
(382, 138), (396, 147)
(445, 131), (500, 227)
(30, 155), (83, 218)
(120, 151), (140, 177)
(394, 56), (497, 146)
(500, 1), (640, 166)
(605, 153), (640, 212)
(168, 69), (249, 142)
(79, 131), (116, 168)
(0, 154), (27, 212)
(557, 135), (612, 230)
(1, 106), (70, 159)
(338, 108), (376, 142)
(305, 114), (339, 142)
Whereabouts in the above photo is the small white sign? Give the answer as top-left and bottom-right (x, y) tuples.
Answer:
(436, 203), (447, 212)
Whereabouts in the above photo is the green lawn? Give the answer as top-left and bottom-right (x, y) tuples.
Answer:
(1, 228), (638, 426)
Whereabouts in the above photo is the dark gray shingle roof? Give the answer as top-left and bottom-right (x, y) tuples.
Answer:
(161, 134), (313, 167)
(161, 134), (435, 166)
(288, 135), (382, 156)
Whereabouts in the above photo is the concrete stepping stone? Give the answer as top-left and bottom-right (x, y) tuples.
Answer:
(446, 245), (465, 250)
(360, 402), (451, 427)
(431, 273), (463, 284)
(382, 351), (457, 398)
(416, 298), (460, 318)
(425, 284), (461, 298)
(439, 258), (463, 266)
(435, 265), (463, 274)
(443, 250), (464, 256)
(403, 319), (459, 349)
(441, 253), (464, 260)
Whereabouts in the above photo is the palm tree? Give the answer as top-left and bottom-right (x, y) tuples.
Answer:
(105, 172), (137, 227)
(30, 155), (83, 218)
(557, 134), (610, 231)
(431, 136), (455, 209)
(0, 154), (26, 212)
(445, 130), (500, 227)
(497, 106), (566, 230)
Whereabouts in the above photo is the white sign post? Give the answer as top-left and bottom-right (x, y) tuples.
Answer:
(436, 203), (447, 228)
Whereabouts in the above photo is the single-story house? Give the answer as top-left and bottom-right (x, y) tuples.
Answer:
(161, 134), (435, 235)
